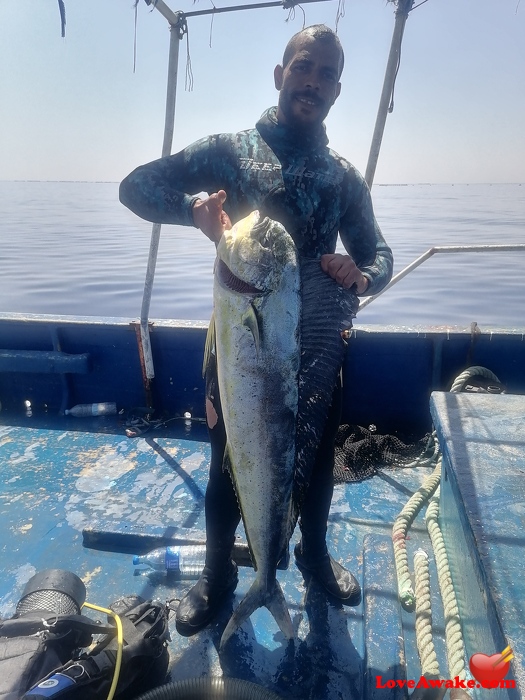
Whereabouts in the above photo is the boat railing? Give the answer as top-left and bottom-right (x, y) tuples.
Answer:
(359, 243), (525, 311)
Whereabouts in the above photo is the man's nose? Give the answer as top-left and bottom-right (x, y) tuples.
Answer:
(305, 71), (321, 90)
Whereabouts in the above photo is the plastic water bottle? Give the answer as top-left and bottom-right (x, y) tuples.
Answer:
(65, 402), (117, 417)
(133, 545), (206, 578)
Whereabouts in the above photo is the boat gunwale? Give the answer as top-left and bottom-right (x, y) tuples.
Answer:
(1, 312), (524, 337)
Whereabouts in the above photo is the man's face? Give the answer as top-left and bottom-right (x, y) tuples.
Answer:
(274, 36), (342, 132)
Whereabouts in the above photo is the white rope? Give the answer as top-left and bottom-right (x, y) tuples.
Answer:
(391, 365), (500, 690)
(414, 549), (440, 677)
(392, 459), (442, 609)
(425, 492), (468, 681)
(397, 430), (440, 469)
(449, 366), (500, 393)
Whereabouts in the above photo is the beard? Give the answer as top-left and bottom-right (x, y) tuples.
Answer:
(278, 89), (330, 132)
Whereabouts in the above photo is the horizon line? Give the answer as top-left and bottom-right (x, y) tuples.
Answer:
(1, 179), (523, 187)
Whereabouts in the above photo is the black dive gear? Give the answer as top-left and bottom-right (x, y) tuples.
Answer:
(0, 570), (169, 700)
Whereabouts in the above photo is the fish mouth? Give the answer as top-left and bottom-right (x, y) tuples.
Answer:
(217, 258), (263, 295)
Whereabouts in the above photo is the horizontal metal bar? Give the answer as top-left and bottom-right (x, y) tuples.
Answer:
(146, 0), (182, 26)
(359, 244), (525, 311)
(147, 0), (334, 23)
(184, 0), (333, 19)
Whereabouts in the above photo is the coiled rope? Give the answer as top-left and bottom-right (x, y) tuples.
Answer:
(392, 365), (501, 694)
(398, 429), (440, 469)
(392, 457), (442, 610)
(414, 549), (440, 677)
(425, 493), (467, 681)
(449, 365), (500, 394)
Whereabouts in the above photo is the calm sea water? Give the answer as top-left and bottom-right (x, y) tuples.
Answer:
(1, 180), (523, 327)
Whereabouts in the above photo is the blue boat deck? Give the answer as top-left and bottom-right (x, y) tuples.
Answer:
(1, 394), (523, 699)
(0, 412), (446, 700)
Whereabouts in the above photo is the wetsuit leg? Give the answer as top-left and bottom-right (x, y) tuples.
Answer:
(175, 355), (240, 636)
(204, 353), (241, 569)
(295, 373), (361, 603)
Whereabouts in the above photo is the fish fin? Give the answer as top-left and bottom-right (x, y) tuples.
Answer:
(219, 577), (293, 651)
(288, 498), (301, 547)
(241, 303), (260, 357)
(222, 443), (233, 475)
(266, 579), (294, 641)
(202, 312), (215, 378)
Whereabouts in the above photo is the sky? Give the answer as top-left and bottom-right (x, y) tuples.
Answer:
(0, 0), (524, 184)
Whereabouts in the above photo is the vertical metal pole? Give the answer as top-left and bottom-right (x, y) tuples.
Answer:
(364, 0), (414, 189)
(139, 17), (183, 393)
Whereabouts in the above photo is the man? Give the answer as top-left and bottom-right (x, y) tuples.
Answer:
(120, 24), (393, 637)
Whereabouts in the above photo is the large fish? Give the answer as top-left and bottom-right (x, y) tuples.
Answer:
(208, 211), (358, 650)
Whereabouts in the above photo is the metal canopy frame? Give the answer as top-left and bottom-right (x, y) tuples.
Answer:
(137, 0), (337, 404)
(147, 0), (334, 22)
(136, 0), (417, 405)
(365, 0), (414, 188)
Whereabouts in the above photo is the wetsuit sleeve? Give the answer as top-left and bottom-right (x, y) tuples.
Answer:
(119, 135), (230, 227)
(339, 174), (393, 297)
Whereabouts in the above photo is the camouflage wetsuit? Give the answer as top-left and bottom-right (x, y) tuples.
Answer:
(120, 106), (393, 565)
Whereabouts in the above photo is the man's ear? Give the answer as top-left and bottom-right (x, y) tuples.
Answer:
(274, 64), (284, 91)
(334, 82), (342, 103)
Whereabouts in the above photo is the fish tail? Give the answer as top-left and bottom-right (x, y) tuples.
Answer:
(266, 579), (294, 641)
(219, 577), (293, 650)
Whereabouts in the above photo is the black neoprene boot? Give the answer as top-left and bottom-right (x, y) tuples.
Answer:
(294, 541), (361, 605)
(175, 558), (238, 637)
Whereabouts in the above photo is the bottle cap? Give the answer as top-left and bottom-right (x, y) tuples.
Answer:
(132, 555), (140, 565)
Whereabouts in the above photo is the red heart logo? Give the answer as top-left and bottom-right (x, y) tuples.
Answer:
(469, 653), (510, 686)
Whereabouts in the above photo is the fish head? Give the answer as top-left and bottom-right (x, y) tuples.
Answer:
(216, 210), (297, 295)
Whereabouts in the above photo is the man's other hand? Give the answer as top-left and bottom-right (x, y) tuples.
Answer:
(320, 253), (369, 293)
(192, 190), (232, 243)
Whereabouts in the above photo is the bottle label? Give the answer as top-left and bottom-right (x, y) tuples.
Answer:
(178, 546), (206, 577)
(24, 674), (76, 697)
(165, 547), (181, 571)
(92, 403), (105, 415)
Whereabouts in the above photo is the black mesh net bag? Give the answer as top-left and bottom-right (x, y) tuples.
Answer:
(334, 424), (433, 483)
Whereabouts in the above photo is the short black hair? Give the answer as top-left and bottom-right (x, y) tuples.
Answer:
(282, 24), (344, 78)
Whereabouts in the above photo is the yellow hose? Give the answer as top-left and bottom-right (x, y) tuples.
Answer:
(82, 601), (123, 700)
